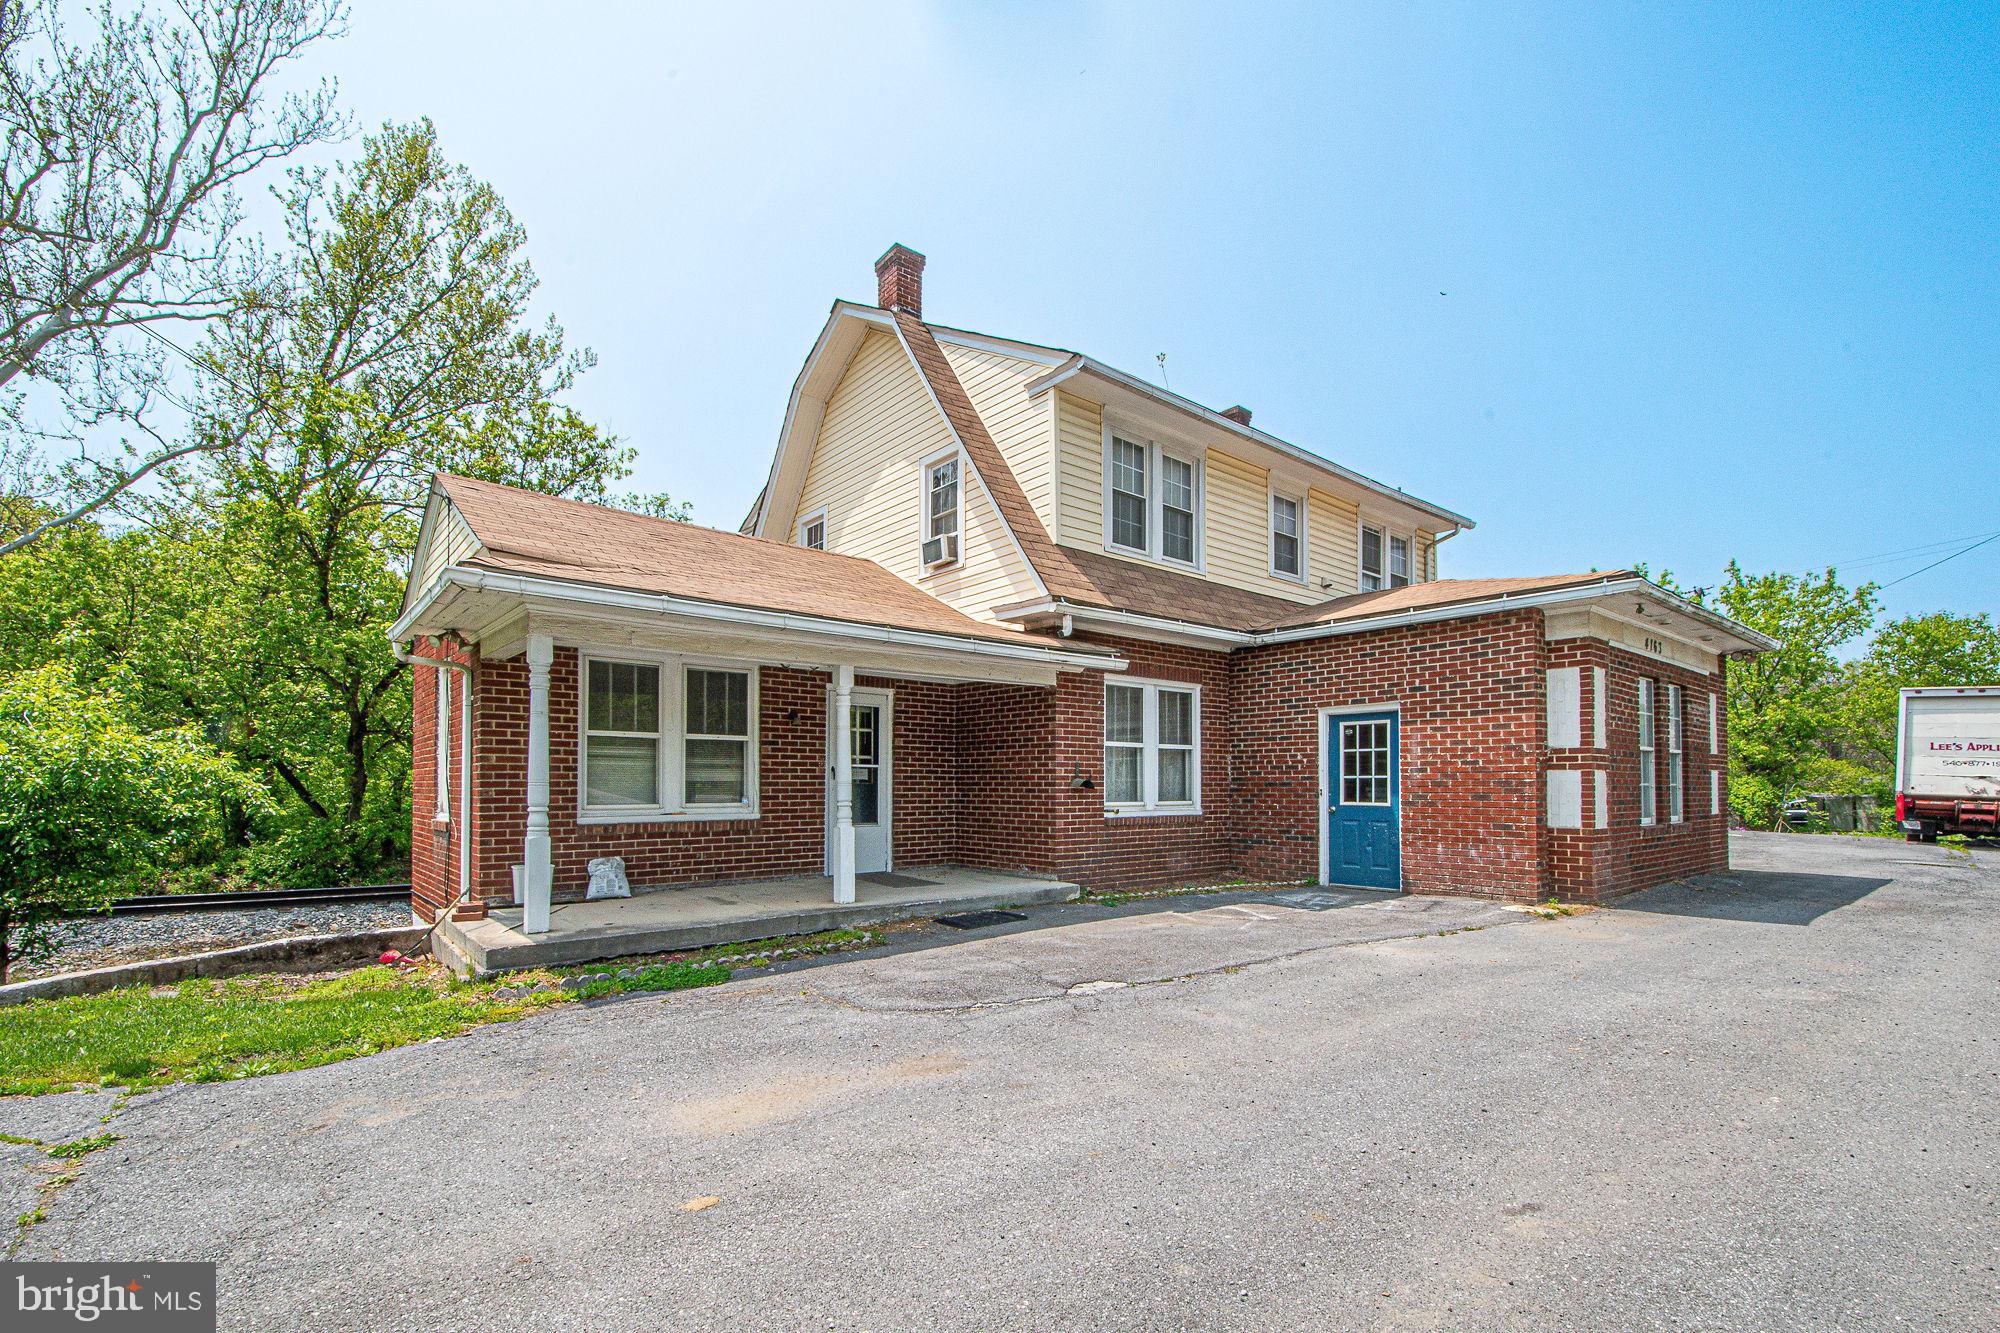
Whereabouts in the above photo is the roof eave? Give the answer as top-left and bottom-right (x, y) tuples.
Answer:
(1025, 356), (1475, 532)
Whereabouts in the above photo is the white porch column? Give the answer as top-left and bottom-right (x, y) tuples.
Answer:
(832, 663), (856, 905)
(523, 633), (554, 934)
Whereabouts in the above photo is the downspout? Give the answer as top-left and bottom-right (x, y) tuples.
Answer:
(394, 638), (476, 937)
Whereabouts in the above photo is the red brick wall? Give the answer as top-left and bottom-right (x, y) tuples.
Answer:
(409, 638), (476, 922)
(1545, 640), (1729, 900)
(417, 619), (1731, 916)
(1042, 635), (1239, 891)
(1230, 610), (1550, 898)
(955, 681), (1061, 875)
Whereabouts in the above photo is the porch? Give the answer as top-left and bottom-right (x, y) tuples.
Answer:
(432, 866), (1079, 976)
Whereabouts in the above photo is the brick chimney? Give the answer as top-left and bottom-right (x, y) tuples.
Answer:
(1220, 405), (1253, 427)
(875, 243), (926, 316)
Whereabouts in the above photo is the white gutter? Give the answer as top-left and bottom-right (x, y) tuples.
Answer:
(1001, 599), (1255, 648)
(1005, 576), (1776, 655)
(388, 566), (1125, 671)
(1025, 354), (1476, 532)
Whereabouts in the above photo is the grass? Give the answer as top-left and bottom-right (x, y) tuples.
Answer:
(0, 921), (912, 1099)
(0, 964), (582, 1096)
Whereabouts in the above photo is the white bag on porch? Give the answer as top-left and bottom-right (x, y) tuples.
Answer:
(586, 856), (632, 901)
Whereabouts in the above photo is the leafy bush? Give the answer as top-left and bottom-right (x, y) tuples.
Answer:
(0, 667), (264, 979)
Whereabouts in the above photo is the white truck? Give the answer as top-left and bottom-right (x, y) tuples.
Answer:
(1896, 686), (2000, 841)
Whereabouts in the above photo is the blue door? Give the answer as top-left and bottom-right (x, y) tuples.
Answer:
(1327, 712), (1401, 890)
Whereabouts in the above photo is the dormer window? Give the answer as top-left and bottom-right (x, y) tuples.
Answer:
(1109, 437), (1148, 551)
(1359, 524), (1385, 590)
(1105, 430), (1200, 569)
(798, 508), (826, 550)
(1389, 534), (1411, 588)
(1270, 492), (1304, 581)
(921, 452), (960, 569)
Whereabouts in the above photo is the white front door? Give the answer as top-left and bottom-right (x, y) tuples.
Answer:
(827, 688), (893, 874)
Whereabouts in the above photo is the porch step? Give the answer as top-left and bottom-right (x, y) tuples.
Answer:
(435, 875), (1079, 977)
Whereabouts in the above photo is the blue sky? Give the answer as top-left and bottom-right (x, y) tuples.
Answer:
(327, 0), (1998, 623)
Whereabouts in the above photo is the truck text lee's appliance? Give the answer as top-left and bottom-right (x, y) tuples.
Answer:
(1896, 686), (2000, 841)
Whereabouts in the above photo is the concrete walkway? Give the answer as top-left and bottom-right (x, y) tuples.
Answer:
(436, 865), (1078, 974)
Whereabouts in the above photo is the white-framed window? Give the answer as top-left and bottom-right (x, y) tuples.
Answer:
(921, 452), (959, 568)
(1708, 691), (1719, 755)
(1161, 453), (1197, 564)
(685, 667), (752, 806)
(1103, 430), (1200, 569)
(798, 507), (826, 551)
(1389, 534), (1412, 588)
(1710, 769), (1720, 816)
(580, 653), (759, 822)
(1270, 491), (1304, 580)
(1637, 677), (1657, 826)
(433, 665), (451, 817)
(1103, 678), (1200, 815)
(1668, 683), (1685, 824)
(1359, 523), (1385, 590)
(585, 658), (662, 809)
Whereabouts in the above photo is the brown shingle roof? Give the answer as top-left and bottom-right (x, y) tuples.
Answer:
(1048, 546), (1312, 631)
(1252, 571), (1637, 632)
(434, 474), (1101, 654)
(892, 312), (1103, 605)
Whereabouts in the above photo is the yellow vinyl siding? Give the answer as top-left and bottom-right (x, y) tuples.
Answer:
(413, 500), (481, 596)
(1201, 450), (1316, 602)
(790, 330), (1040, 622)
(1309, 489), (1360, 594)
(1054, 391), (1104, 548)
(939, 342), (1055, 528)
(1417, 530), (1437, 580)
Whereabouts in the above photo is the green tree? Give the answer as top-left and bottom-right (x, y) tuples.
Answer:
(1712, 562), (1878, 827)
(0, 665), (261, 979)
(154, 120), (632, 876)
(1842, 611), (2000, 771)
(0, 0), (348, 553)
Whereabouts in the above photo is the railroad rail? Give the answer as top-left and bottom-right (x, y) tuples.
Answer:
(100, 884), (412, 917)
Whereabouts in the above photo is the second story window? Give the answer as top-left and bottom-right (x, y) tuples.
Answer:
(1106, 431), (1200, 569)
(1161, 456), (1196, 563)
(799, 508), (826, 550)
(922, 453), (959, 568)
(1389, 535), (1412, 587)
(1109, 437), (1148, 551)
(1271, 493), (1303, 580)
(1360, 524), (1385, 590)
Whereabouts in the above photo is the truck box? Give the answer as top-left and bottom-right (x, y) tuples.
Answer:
(1896, 686), (2000, 840)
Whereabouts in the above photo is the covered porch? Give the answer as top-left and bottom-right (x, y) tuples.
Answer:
(392, 537), (1122, 956)
(432, 865), (1079, 975)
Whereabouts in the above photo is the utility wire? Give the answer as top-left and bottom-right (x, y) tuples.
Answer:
(1875, 530), (2000, 590)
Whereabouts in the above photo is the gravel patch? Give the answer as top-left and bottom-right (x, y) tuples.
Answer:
(9, 901), (413, 982)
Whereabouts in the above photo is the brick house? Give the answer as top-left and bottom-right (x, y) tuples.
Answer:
(395, 245), (1772, 953)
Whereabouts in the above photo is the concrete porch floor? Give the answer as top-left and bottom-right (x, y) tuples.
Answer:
(433, 866), (1079, 976)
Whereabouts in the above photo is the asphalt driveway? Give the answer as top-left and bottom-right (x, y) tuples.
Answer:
(8, 832), (1996, 1330)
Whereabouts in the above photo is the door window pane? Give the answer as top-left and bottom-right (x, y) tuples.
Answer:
(1341, 720), (1391, 805)
(849, 706), (881, 826)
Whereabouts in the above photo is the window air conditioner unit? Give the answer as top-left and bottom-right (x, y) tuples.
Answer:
(922, 533), (958, 567)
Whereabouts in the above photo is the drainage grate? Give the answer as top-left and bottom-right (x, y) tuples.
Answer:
(936, 909), (1027, 930)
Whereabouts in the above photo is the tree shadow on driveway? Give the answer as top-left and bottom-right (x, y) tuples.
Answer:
(1612, 869), (1894, 926)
